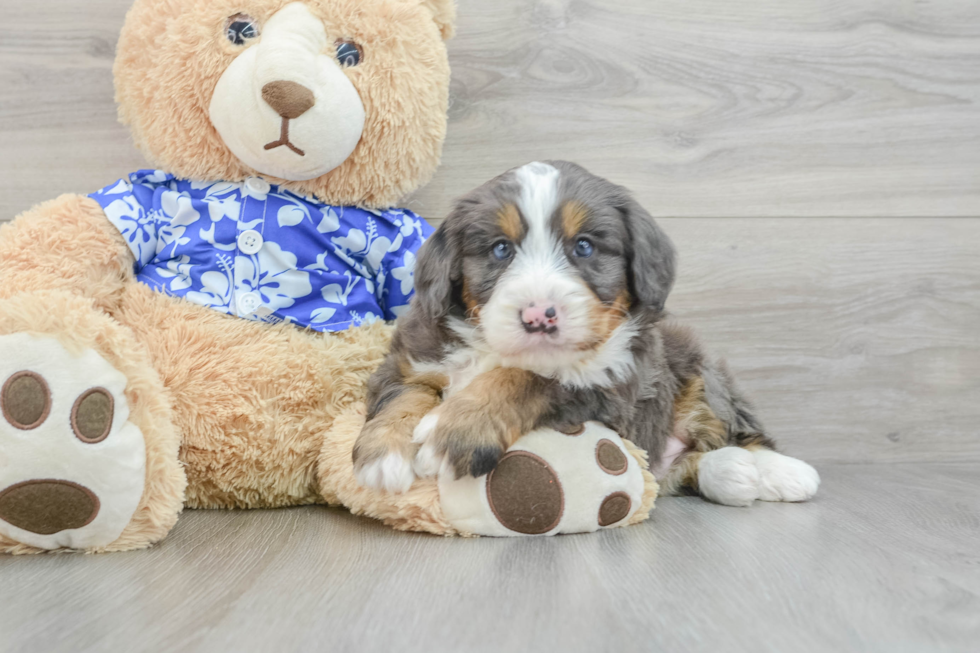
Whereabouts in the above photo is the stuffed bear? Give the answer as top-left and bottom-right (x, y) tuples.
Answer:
(0, 0), (657, 553)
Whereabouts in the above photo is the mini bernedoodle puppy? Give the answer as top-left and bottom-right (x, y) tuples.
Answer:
(353, 161), (820, 507)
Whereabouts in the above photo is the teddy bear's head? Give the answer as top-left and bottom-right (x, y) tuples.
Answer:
(114, 0), (454, 208)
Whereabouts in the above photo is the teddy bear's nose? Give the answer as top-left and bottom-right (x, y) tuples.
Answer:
(261, 81), (316, 120)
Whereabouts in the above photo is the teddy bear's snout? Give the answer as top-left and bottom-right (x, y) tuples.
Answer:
(261, 80), (315, 120)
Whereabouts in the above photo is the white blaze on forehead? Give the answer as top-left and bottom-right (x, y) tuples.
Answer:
(514, 162), (561, 232)
(511, 161), (565, 274)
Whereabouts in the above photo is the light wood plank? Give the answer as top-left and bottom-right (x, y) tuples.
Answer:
(2, 1), (979, 220)
(0, 464), (977, 653)
(661, 217), (980, 464)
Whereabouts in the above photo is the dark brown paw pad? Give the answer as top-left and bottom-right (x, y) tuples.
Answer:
(486, 451), (564, 535)
(0, 335), (146, 550)
(1, 371), (52, 430)
(71, 388), (114, 444)
(0, 480), (100, 535)
(598, 491), (632, 527)
(1, 371), (114, 444)
(595, 438), (628, 475)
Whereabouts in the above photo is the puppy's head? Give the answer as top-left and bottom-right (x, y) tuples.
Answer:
(414, 161), (676, 366)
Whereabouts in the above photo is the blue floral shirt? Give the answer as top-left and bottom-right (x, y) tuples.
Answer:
(89, 171), (433, 332)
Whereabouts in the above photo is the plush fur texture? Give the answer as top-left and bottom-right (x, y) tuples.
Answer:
(0, 0), (459, 552)
(115, 0), (453, 208)
(0, 290), (185, 554)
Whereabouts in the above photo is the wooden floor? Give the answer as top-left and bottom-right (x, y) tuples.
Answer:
(1, 464), (978, 653)
(1, 1), (979, 651)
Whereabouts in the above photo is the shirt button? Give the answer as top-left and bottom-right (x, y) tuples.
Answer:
(245, 177), (271, 195)
(238, 292), (261, 315)
(237, 229), (264, 255)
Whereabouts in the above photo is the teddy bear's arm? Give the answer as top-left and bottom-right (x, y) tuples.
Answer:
(0, 194), (136, 310)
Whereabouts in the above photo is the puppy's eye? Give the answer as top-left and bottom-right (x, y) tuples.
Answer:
(492, 241), (513, 261)
(573, 238), (594, 258)
(336, 40), (362, 67)
(225, 14), (260, 45)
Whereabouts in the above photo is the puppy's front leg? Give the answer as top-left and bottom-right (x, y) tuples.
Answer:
(353, 357), (445, 493)
(353, 386), (440, 492)
(414, 368), (550, 479)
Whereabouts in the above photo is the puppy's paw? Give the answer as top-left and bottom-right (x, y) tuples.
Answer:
(698, 447), (761, 507)
(420, 406), (512, 479)
(412, 410), (441, 445)
(352, 422), (418, 494)
(752, 449), (820, 502)
(354, 453), (416, 494)
(412, 409), (447, 478)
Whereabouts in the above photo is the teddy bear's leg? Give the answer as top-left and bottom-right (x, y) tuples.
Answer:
(0, 291), (185, 553)
(0, 197), (184, 553)
(434, 424), (659, 536)
(317, 407), (456, 535)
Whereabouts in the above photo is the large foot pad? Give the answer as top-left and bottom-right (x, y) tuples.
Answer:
(438, 423), (653, 536)
(0, 333), (145, 550)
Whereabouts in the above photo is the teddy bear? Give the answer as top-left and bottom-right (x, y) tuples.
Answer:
(0, 0), (658, 553)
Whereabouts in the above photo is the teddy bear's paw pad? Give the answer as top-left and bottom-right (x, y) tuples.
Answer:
(0, 333), (145, 550)
(486, 452), (564, 535)
(697, 447), (761, 507)
(752, 449), (820, 503)
(438, 423), (646, 536)
(598, 491), (632, 526)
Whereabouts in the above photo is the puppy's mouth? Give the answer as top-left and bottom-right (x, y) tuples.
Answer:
(264, 118), (306, 157)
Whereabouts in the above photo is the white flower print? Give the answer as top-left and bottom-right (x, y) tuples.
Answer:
(317, 207), (341, 234)
(321, 271), (360, 306)
(155, 191), (201, 257)
(332, 218), (392, 274)
(309, 307), (337, 325)
(277, 203), (308, 227)
(395, 212), (426, 239)
(390, 251), (417, 296)
(102, 195), (157, 268)
(184, 255), (235, 313)
(154, 255), (195, 292)
(198, 222), (237, 252)
(235, 241), (312, 311)
(350, 310), (380, 327)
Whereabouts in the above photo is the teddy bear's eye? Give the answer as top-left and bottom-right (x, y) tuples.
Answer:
(336, 40), (362, 67)
(225, 14), (260, 46)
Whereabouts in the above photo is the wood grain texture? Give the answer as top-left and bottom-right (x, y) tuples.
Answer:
(0, 464), (977, 653)
(1, 1), (979, 219)
(662, 217), (980, 464)
(0, 2), (978, 461)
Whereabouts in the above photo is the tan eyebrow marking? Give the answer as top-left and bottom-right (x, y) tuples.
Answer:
(497, 203), (525, 242)
(561, 201), (589, 239)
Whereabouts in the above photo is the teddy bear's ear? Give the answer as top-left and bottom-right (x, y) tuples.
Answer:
(419, 0), (457, 40)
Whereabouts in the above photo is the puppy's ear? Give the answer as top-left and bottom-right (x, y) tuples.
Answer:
(412, 220), (460, 319)
(618, 196), (676, 313)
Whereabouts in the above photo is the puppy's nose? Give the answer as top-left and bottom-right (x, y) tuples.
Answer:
(261, 81), (316, 120)
(521, 303), (559, 334)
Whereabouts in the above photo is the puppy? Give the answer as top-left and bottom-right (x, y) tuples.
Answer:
(353, 161), (819, 507)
